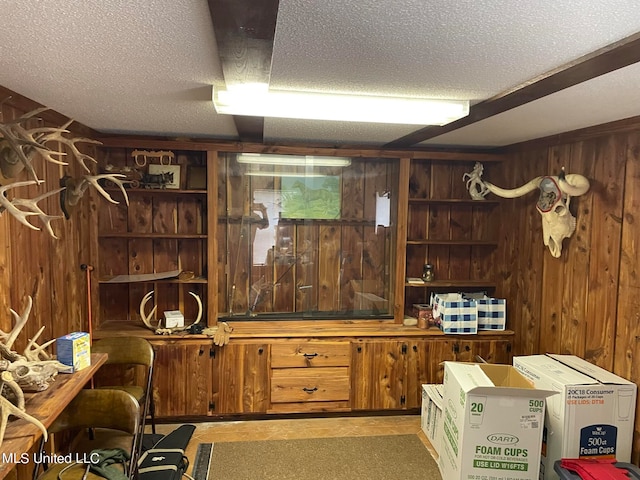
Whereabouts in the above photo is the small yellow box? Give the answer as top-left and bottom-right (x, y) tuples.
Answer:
(56, 332), (91, 372)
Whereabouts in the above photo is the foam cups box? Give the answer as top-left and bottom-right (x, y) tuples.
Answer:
(56, 332), (90, 372)
(439, 362), (554, 480)
(513, 354), (637, 480)
(421, 384), (444, 455)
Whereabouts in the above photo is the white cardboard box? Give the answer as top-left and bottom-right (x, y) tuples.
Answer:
(513, 354), (637, 480)
(439, 362), (553, 480)
(421, 384), (444, 455)
(56, 332), (90, 373)
(164, 310), (184, 328)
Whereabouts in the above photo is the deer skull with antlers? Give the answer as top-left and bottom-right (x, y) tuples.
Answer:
(0, 101), (130, 236)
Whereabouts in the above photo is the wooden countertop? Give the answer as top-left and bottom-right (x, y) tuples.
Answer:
(95, 320), (514, 340)
(0, 353), (108, 480)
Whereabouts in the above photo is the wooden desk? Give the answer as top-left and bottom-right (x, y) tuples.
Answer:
(0, 353), (108, 480)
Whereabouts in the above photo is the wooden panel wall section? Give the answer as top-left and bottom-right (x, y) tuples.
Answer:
(0, 90), (96, 351)
(615, 132), (640, 463)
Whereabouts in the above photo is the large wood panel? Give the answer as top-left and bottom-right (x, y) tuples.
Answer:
(502, 128), (640, 463)
(0, 90), (94, 351)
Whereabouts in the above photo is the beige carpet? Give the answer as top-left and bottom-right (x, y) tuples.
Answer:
(206, 434), (442, 480)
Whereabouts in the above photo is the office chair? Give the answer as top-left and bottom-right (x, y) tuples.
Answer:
(91, 337), (156, 448)
(34, 389), (140, 480)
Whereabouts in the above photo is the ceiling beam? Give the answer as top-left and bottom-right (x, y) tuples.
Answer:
(385, 32), (640, 148)
(207, 0), (280, 143)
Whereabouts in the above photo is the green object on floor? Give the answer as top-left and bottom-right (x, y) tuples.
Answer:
(89, 448), (130, 480)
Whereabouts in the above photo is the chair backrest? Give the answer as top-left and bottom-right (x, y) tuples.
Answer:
(92, 337), (154, 368)
(49, 388), (140, 435)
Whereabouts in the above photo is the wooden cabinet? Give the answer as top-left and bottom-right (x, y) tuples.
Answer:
(95, 148), (213, 331)
(215, 341), (270, 414)
(150, 340), (213, 417)
(402, 159), (501, 317)
(269, 340), (351, 413)
(351, 336), (512, 410)
(141, 334), (512, 419)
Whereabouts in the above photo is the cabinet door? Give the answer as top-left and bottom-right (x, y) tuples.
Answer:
(404, 339), (457, 409)
(351, 340), (407, 410)
(151, 341), (212, 417)
(215, 342), (270, 414)
(455, 338), (512, 364)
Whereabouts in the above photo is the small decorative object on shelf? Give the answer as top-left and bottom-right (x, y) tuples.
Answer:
(422, 263), (434, 282)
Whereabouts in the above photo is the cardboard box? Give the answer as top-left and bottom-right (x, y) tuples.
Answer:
(164, 310), (184, 328)
(431, 293), (478, 334)
(421, 384), (444, 455)
(56, 332), (91, 372)
(439, 362), (553, 480)
(513, 354), (637, 480)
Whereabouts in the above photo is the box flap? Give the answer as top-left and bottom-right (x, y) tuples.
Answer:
(425, 384), (444, 409)
(548, 354), (636, 386)
(444, 362), (493, 392)
(515, 355), (599, 386)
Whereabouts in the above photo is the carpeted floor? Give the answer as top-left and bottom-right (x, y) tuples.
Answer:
(205, 434), (442, 480)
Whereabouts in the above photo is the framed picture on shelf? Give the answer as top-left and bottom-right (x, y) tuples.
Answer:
(148, 164), (181, 189)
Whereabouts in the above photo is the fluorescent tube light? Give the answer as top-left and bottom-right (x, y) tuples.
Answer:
(237, 153), (351, 167)
(212, 84), (469, 126)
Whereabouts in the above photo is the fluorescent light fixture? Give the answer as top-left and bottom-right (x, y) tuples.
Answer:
(237, 153), (351, 167)
(212, 83), (469, 126)
(245, 170), (328, 177)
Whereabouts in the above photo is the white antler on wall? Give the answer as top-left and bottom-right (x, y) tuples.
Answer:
(0, 98), (129, 237)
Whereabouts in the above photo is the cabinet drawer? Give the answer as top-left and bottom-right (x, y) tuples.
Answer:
(271, 367), (350, 403)
(271, 342), (350, 368)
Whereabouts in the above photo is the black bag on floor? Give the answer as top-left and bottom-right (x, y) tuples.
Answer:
(137, 424), (195, 480)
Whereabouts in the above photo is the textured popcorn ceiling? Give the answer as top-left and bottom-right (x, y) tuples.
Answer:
(1, 0), (640, 148)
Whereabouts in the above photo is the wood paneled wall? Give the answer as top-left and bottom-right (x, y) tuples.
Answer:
(499, 124), (640, 462)
(0, 89), (97, 352)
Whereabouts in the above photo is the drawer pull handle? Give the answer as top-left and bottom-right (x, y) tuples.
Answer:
(302, 387), (318, 394)
(303, 353), (318, 359)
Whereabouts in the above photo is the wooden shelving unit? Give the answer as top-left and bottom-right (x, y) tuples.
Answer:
(96, 149), (210, 329)
(401, 158), (501, 317)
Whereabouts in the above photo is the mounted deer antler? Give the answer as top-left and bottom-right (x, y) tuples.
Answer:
(38, 119), (101, 173)
(60, 173), (129, 219)
(0, 180), (65, 238)
(0, 104), (102, 182)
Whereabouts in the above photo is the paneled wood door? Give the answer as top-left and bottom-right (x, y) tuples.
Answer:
(215, 342), (270, 414)
(351, 339), (419, 410)
(151, 340), (212, 417)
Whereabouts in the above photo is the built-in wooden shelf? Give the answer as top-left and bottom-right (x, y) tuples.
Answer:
(408, 198), (500, 206)
(404, 280), (496, 288)
(99, 276), (207, 284)
(406, 239), (498, 246)
(98, 233), (207, 239)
